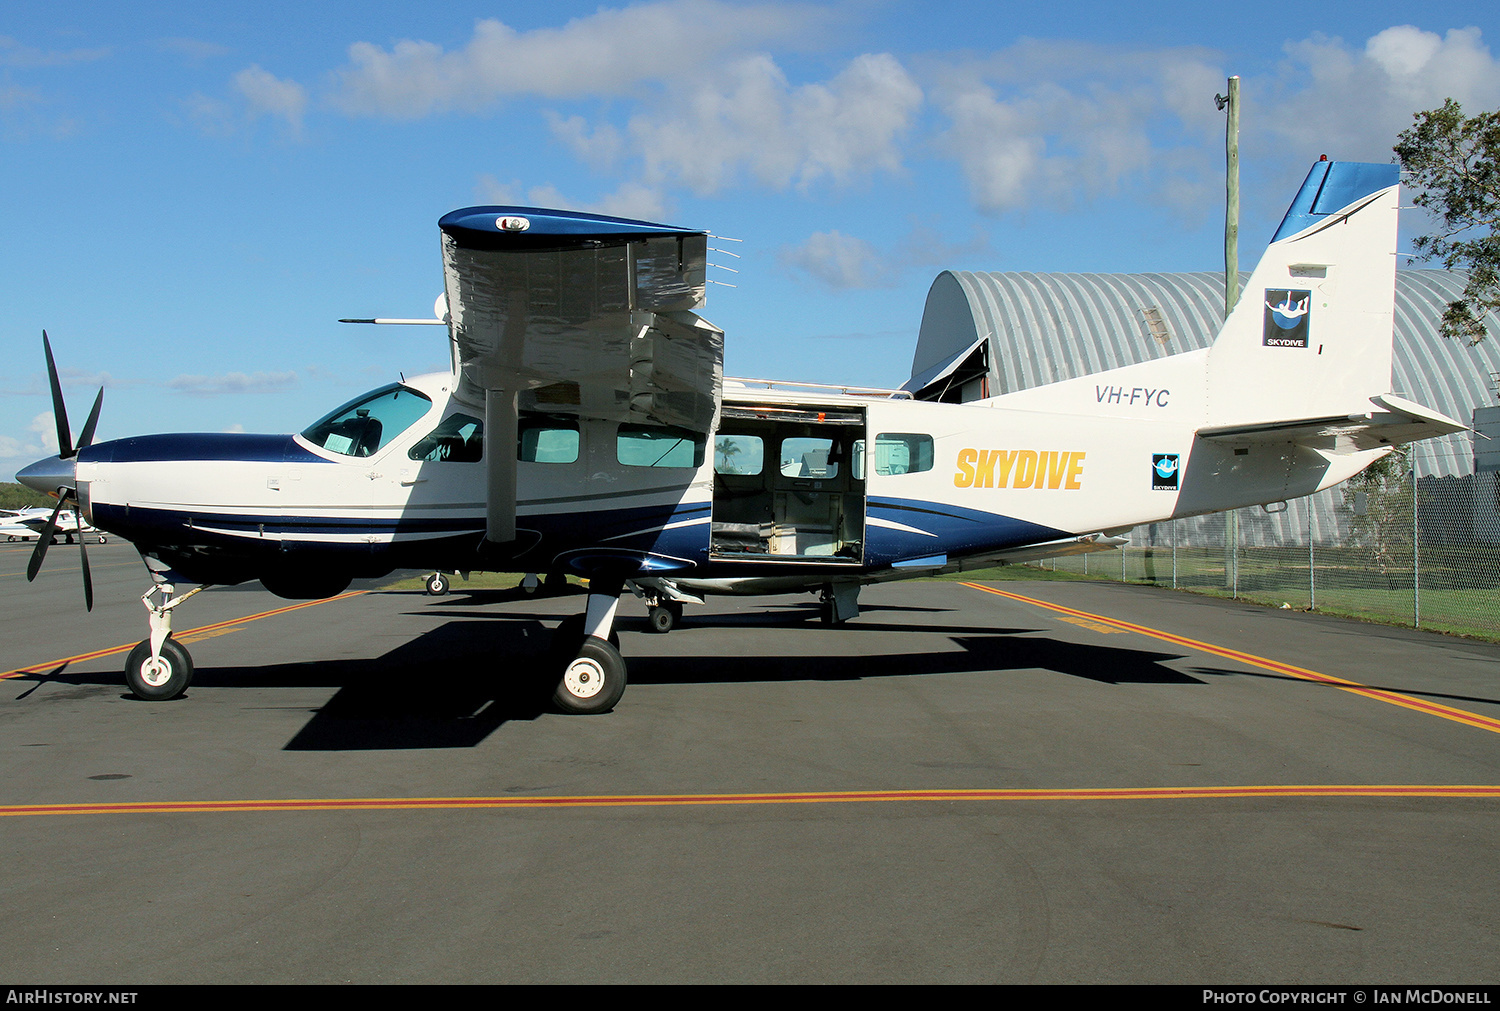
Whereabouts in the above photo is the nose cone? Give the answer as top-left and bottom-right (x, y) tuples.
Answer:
(16, 454), (76, 495)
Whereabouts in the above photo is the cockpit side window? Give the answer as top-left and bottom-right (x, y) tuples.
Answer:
(409, 414), (483, 462)
(302, 384), (433, 458)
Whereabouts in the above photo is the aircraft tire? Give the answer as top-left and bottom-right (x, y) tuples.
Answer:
(552, 637), (627, 715)
(647, 604), (675, 634)
(425, 572), (450, 596)
(97, 535), (107, 544)
(543, 571), (568, 595)
(124, 638), (194, 701)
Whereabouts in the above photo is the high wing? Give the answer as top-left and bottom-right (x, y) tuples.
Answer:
(438, 206), (724, 542)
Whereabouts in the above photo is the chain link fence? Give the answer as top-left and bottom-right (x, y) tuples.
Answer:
(1039, 439), (1500, 640)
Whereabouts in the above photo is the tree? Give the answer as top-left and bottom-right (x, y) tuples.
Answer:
(1394, 99), (1500, 343)
(1341, 447), (1413, 589)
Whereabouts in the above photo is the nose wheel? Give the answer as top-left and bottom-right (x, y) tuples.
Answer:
(125, 638), (194, 701)
(125, 581), (206, 701)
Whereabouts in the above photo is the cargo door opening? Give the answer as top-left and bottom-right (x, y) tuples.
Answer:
(710, 406), (865, 562)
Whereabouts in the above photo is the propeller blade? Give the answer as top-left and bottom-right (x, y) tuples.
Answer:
(77, 387), (104, 453)
(77, 524), (93, 612)
(25, 493), (68, 582)
(41, 331), (74, 459)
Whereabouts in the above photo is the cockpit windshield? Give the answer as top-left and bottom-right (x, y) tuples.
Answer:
(301, 384), (433, 458)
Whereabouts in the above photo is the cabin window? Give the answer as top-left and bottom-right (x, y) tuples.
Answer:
(302, 384), (433, 458)
(409, 414), (483, 462)
(714, 434), (764, 475)
(780, 437), (838, 478)
(520, 416), (580, 464)
(618, 424), (705, 469)
(874, 433), (934, 475)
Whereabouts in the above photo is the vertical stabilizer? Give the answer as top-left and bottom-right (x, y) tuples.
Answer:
(1204, 160), (1400, 427)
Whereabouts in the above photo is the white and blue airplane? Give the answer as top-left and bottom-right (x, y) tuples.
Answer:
(0, 506), (105, 543)
(17, 159), (1467, 711)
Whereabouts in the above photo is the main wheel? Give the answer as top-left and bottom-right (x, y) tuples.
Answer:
(124, 638), (194, 701)
(647, 604), (675, 634)
(552, 637), (627, 714)
(97, 535), (107, 544)
(425, 572), (450, 596)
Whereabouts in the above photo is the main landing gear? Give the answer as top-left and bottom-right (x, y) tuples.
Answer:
(628, 577), (700, 634)
(424, 571), (451, 595)
(548, 587), (627, 714)
(125, 582), (207, 700)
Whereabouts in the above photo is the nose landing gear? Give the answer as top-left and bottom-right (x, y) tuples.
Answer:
(125, 582), (206, 701)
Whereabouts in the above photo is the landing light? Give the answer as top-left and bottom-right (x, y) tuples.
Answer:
(497, 216), (530, 232)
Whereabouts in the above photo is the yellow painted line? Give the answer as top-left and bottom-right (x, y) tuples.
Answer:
(0, 591), (367, 681)
(962, 582), (1500, 735)
(1055, 614), (1128, 634)
(1, 784), (1497, 819)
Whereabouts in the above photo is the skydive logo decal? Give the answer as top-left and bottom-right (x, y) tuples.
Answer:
(954, 450), (1084, 490)
(1263, 289), (1311, 348)
(1152, 454), (1179, 491)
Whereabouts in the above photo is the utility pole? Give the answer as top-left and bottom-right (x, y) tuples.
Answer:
(1216, 77), (1241, 587)
(1215, 76), (1240, 319)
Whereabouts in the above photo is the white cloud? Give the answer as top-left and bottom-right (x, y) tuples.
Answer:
(925, 26), (1500, 218)
(780, 224), (988, 290)
(0, 83), (41, 109)
(328, 1), (824, 117)
(932, 41), (1226, 215)
(168, 371), (299, 395)
(630, 52), (923, 195)
(476, 175), (672, 222)
(234, 65), (307, 133)
(0, 412), (59, 460)
(781, 231), (898, 289)
(0, 36), (110, 68)
(30, 412), (57, 453)
(1265, 26), (1500, 160)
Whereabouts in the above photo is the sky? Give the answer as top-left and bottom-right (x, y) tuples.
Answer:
(4, 0), (1499, 479)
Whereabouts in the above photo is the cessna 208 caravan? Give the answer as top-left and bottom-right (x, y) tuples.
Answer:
(17, 159), (1467, 712)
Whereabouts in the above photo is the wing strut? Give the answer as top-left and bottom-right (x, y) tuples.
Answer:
(485, 388), (518, 543)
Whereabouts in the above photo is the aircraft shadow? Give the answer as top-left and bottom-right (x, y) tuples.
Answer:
(1189, 665), (1500, 709)
(629, 636), (1198, 687)
(12, 621), (1197, 751)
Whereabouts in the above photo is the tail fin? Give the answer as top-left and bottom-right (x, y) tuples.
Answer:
(1204, 160), (1400, 427)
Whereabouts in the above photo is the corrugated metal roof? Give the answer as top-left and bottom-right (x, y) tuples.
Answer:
(913, 268), (1500, 479)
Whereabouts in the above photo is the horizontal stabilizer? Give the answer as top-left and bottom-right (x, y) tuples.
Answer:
(1197, 394), (1468, 451)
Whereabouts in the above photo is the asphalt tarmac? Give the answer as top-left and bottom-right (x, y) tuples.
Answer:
(2, 539), (1498, 984)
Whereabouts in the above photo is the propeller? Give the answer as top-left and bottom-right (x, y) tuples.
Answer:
(24, 331), (104, 611)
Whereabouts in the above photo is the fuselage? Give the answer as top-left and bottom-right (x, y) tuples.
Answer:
(65, 367), (1363, 594)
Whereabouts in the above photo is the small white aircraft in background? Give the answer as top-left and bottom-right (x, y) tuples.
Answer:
(0, 506), (105, 543)
(18, 159), (1466, 711)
